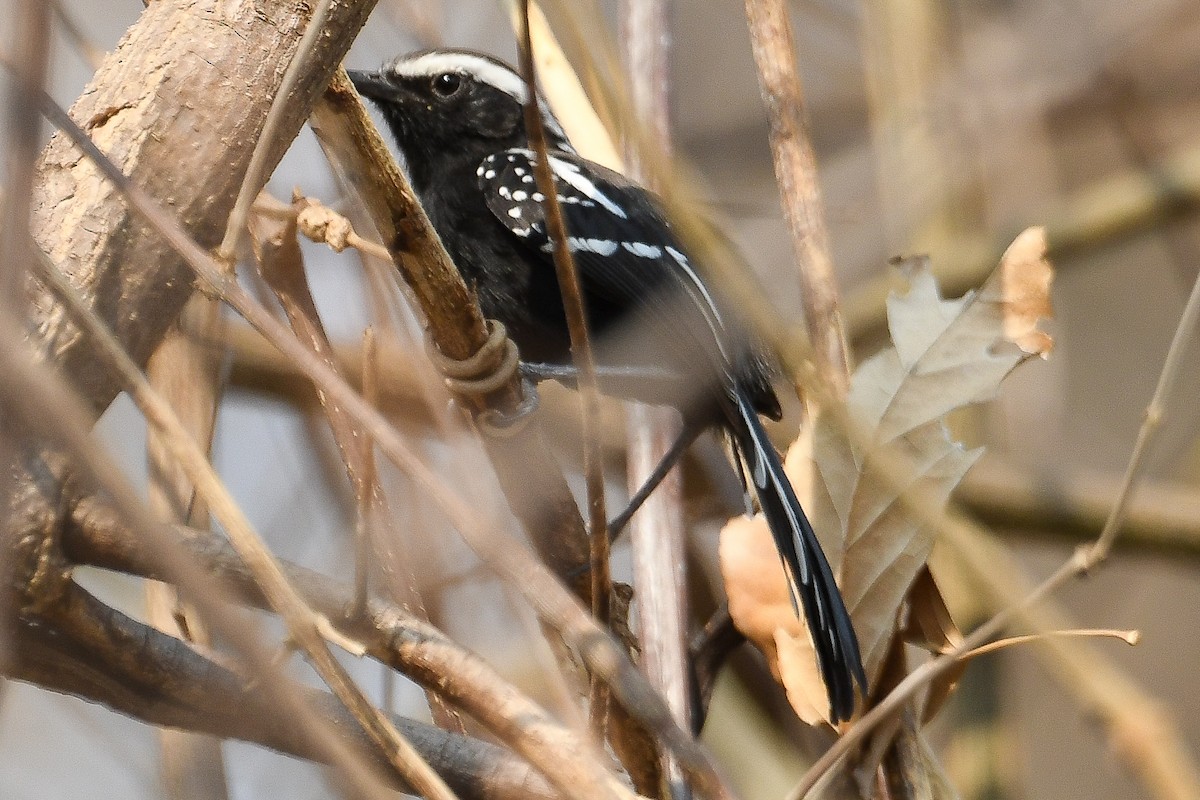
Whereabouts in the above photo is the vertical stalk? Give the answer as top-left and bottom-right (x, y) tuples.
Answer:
(620, 1), (693, 798)
(744, 0), (852, 399)
(145, 296), (230, 800)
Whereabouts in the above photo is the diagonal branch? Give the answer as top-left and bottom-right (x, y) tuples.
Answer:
(6, 581), (558, 800)
(28, 237), (461, 800)
(27, 0), (376, 415)
(64, 497), (633, 800)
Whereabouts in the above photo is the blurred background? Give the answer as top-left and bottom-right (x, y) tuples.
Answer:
(2, 1), (1199, 798)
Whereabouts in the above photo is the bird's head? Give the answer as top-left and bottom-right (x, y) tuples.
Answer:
(349, 49), (573, 182)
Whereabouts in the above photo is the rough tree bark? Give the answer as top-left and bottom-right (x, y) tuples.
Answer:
(26, 0), (375, 415)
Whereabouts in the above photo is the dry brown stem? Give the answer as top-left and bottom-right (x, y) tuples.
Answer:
(744, 0), (852, 398)
(146, 294), (229, 800)
(514, 0), (613, 739)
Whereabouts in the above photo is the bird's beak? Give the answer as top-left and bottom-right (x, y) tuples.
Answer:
(346, 69), (395, 102)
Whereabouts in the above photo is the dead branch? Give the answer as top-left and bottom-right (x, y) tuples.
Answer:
(26, 0), (374, 415)
(63, 497), (637, 800)
(744, 0), (852, 398)
(4, 582), (558, 800)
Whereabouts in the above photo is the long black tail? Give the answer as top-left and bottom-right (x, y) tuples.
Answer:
(726, 385), (867, 723)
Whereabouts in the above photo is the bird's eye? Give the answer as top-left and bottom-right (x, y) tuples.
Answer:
(432, 73), (462, 97)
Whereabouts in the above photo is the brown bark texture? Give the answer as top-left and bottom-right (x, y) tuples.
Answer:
(27, 0), (375, 415)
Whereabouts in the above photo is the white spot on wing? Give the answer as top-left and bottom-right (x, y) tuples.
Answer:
(622, 242), (662, 258)
(547, 155), (628, 219)
(507, 207), (523, 218)
(568, 237), (618, 255)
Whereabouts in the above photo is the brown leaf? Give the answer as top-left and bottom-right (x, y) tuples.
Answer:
(720, 228), (1053, 724)
(903, 566), (966, 723)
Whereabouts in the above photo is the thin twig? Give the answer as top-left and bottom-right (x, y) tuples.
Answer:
(617, 0), (694, 794)
(0, 0), (50, 309)
(515, 0), (610, 611)
(216, 0), (333, 263)
(743, 0), (851, 398)
(357, 326), (380, 617)
(1090, 261), (1200, 559)
(49, 0), (104, 71)
(955, 628), (1140, 661)
(515, 0), (613, 735)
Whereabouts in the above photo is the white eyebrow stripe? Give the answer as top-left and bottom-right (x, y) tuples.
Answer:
(388, 52), (528, 103)
(388, 52), (576, 149)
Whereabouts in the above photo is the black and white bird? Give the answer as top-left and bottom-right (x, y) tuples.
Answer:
(349, 49), (866, 722)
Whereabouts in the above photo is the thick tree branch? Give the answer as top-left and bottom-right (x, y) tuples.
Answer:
(5, 583), (558, 800)
(63, 497), (635, 800)
(27, 0), (375, 415)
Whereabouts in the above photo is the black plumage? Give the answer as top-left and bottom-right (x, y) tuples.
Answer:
(349, 49), (866, 722)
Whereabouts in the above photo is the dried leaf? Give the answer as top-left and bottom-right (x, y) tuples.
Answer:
(720, 228), (1053, 724)
(903, 566), (966, 723)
